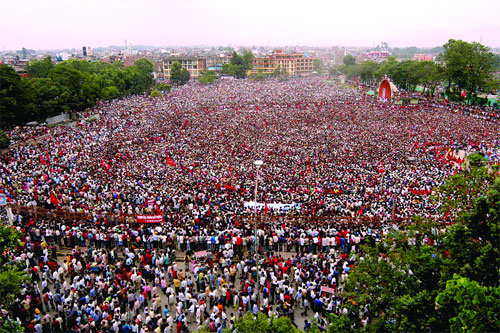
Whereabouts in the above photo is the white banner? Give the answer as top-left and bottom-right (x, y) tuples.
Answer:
(244, 201), (301, 212)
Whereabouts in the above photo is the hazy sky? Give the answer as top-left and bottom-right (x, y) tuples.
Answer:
(2, 0), (499, 50)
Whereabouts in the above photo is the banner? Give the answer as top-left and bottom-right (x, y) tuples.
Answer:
(194, 250), (207, 258)
(244, 201), (301, 212)
(136, 215), (163, 224)
(321, 286), (336, 294)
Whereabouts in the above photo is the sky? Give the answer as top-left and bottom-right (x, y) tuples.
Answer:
(1, 0), (499, 51)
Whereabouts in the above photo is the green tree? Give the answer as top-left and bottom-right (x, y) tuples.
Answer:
(343, 54), (356, 66)
(435, 274), (500, 332)
(150, 88), (161, 97)
(313, 59), (323, 74)
(30, 77), (63, 117)
(234, 312), (270, 333)
(269, 316), (302, 333)
(24, 56), (54, 78)
(170, 61), (190, 85)
(442, 177), (500, 287)
(0, 64), (36, 128)
(133, 58), (155, 92)
(0, 224), (29, 316)
(50, 64), (87, 111)
(198, 70), (217, 84)
(242, 49), (254, 69)
(0, 131), (10, 149)
(441, 39), (496, 102)
(358, 61), (381, 84)
(225, 50), (253, 79)
(157, 83), (171, 91)
(0, 317), (24, 333)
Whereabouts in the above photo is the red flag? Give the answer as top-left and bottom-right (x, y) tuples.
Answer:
(101, 159), (110, 170)
(265, 119), (268, 129)
(228, 165), (233, 178)
(444, 210), (450, 219)
(308, 161), (312, 174)
(264, 199), (268, 216)
(50, 192), (59, 206)
(460, 90), (466, 98)
(166, 157), (175, 167)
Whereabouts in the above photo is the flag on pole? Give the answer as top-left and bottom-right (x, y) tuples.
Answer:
(101, 159), (110, 170)
(50, 192), (59, 206)
(166, 157), (175, 167)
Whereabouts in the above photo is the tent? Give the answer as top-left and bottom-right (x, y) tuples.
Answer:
(378, 79), (399, 99)
(367, 90), (375, 95)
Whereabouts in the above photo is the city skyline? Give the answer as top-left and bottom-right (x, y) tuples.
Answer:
(2, 0), (499, 51)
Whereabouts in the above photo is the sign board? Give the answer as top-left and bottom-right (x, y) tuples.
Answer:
(0, 194), (6, 206)
(136, 215), (163, 224)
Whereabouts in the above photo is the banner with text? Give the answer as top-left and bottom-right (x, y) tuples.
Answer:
(136, 215), (164, 224)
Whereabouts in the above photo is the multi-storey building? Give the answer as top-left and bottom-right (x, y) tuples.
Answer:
(248, 50), (315, 76)
(160, 57), (207, 78)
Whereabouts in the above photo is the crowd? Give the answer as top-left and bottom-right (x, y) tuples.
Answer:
(1, 77), (499, 332)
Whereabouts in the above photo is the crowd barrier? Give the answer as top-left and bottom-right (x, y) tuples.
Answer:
(5, 203), (449, 226)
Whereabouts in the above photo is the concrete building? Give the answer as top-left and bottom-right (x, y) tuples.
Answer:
(161, 57), (207, 78)
(248, 50), (315, 76)
(413, 54), (433, 62)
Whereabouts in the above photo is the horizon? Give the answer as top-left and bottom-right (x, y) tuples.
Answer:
(1, 0), (499, 52)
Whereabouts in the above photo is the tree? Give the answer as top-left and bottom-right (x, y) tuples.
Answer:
(313, 59), (323, 74)
(435, 274), (500, 332)
(269, 316), (301, 333)
(157, 83), (171, 91)
(0, 131), (10, 149)
(0, 64), (36, 128)
(343, 55), (356, 66)
(0, 224), (29, 323)
(224, 50), (254, 79)
(0, 225), (22, 263)
(234, 312), (269, 333)
(170, 61), (190, 85)
(242, 49), (254, 69)
(442, 176), (500, 287)
(441, 39), (496, 102)
(358, 61), (380, 84)
(30, 77), (63, 117)
(24, 56), (54, 78)
(150, 88), (161, 97)
(198, 70), (217, 84)
(133, 58), (155, 92)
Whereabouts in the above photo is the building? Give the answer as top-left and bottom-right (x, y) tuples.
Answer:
(160, 57), (207, 79)
(206, 55), (231, 71)
(413, 54), (433, 62)
(248, 50), (316, 76)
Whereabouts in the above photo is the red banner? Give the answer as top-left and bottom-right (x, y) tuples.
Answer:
(136, 215), (163, 223)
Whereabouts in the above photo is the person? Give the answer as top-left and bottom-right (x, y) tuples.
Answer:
(304, 319), (311, 331)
